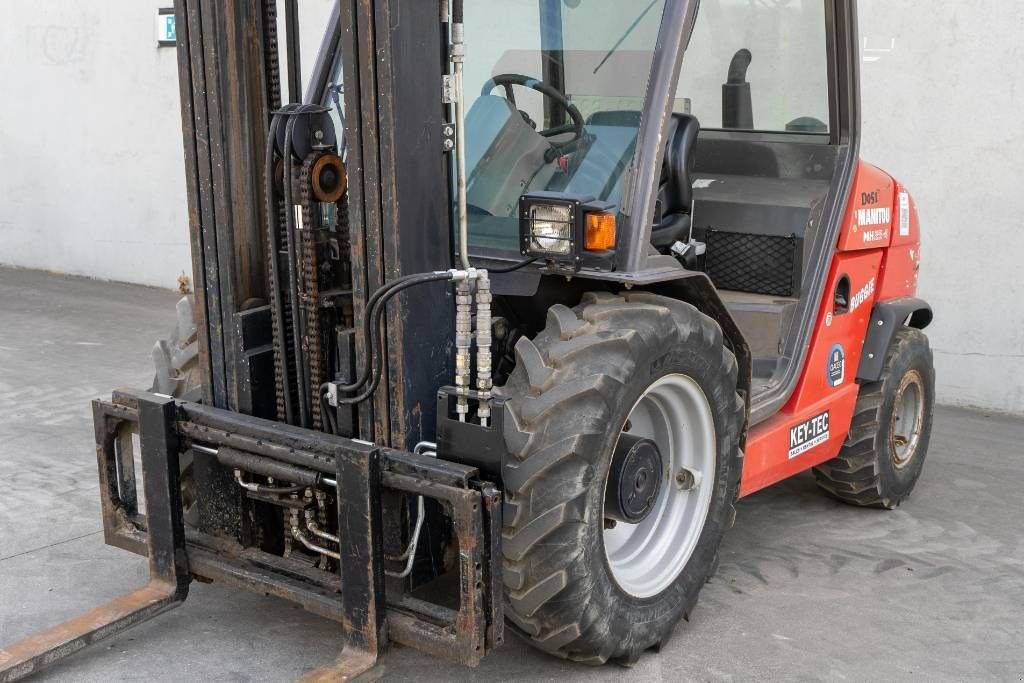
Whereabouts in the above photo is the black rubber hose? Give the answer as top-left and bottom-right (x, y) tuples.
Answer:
(320, 393), (338, 435)
(319, 272), (449, 411)
(332, 262), (530, 408)
(335, 272), (454, 405)
(336, 271), (452, 394)
(283, 116), (310, 428)
(477, 257), (538, 273)
(263, 115), (295, 424)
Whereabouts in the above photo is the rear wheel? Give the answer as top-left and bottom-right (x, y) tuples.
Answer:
(496, 291), (745, 664)
(813, 328), (935, 508)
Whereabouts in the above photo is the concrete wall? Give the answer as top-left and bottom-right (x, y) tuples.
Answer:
(0, 2), (189, 288)
(1, 2), (1021, 415)
(0, 0), (333, 289)
(858, 1), (1024, 415)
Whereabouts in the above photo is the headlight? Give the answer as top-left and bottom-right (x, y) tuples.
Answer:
(528, 203), (573, 255)
(518, 192), (617, 268)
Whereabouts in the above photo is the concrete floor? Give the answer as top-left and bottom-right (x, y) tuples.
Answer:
(0, 265), (1022, 682)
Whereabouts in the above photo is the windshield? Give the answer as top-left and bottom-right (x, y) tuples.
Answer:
(461, 0), (667, 254)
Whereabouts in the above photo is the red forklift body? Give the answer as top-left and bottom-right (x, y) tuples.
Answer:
(742, 163), (924, 495)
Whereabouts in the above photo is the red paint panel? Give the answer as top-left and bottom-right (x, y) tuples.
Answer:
(877, 183), (922, 300)
(837, 163), (896, 252)
(741, 385), (858, 497)
(740, 247), (884, 497)
(889, 182), (920, 248)
(877, 244), (921, 300)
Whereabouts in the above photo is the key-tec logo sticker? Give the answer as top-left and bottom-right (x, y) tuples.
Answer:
(789, 411), (830, 459)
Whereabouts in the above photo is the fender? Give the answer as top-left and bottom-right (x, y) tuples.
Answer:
(856, 297), (933, 382)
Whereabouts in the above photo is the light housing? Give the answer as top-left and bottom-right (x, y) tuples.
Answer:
(585, 212), (616, 251)
(527, 202), (574, 255)
(519, 192), (617, 268)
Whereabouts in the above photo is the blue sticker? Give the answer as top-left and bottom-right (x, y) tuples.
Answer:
(827, 343), (845, 387)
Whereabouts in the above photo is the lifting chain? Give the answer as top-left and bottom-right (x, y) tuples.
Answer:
(299, 152), (325, 431)
(263, 0), (293, 423)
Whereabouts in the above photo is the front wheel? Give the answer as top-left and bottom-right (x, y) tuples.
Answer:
(496, 292), (745, 664)
(151, 295), (201, 525)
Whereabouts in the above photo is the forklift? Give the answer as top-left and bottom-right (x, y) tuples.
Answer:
(0, 0), (935, 679)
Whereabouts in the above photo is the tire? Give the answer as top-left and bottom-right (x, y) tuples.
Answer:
(151, 295), (202, 402)
(813, 327), (935, 509)
(151, 295), (201, 525)
(495, 291), (745, 665)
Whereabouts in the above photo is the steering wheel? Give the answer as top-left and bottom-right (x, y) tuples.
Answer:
(481, 73), (585, 143)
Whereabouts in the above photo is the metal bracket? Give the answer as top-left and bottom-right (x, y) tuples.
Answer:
(0, 393), (190, 682)
(298, 442), (386, 681)
(3, 392), (502, 680)
(441, 122), (457, 153)
(441, 75), (456, 104)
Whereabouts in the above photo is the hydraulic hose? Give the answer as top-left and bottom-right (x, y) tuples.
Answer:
(332, 271), (455, 406)
(450, 0), (469, 270)
(333, 271), (454, 394)
(324, 263), (533, 410)
(478, 256), (538, 273)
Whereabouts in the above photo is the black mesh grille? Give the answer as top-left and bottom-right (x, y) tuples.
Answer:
(705, 230), (798, 297)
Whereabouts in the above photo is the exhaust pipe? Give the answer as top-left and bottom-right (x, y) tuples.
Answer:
(722, 48), (753, 130)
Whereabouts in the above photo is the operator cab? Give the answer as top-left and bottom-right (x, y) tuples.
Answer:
(454, 0), (840, 408)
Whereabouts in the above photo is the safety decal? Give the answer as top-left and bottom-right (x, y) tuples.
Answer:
(899, 191), (910, 236)
(827, 344), (845, 387)
(789, 411), (830, 459)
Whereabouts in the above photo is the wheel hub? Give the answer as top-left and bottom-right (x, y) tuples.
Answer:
(890, 370), (925, 469)
(605, 434), (663, 524)
(602, 373), (717, 599)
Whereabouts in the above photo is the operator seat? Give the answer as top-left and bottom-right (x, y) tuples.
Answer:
(652, 113), (700, 249)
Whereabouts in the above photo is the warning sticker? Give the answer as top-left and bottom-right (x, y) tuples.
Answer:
(827, 344), (845, 387)
(789, 411), (830, 459)
(898, 191), (911, 237)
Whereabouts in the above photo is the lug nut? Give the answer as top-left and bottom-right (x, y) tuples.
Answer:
(675, 468), (701, 491)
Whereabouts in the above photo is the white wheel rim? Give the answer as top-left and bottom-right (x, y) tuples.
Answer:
(603, 373), (717, 598)
(890, 370), (925, 468)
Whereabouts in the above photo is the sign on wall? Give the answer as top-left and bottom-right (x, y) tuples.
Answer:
(156, 8), (176, 47)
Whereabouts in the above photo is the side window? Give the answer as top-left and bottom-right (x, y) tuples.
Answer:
(675, 0), (830, 133)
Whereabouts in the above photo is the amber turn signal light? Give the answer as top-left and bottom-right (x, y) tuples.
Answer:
(585, 212), (616, 251)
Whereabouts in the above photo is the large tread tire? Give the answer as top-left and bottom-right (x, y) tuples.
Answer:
(151, 295), (201, 525)
(151, 295), (201, 401)
(813, 327), (935, 509)
(495, 291), (745, 665)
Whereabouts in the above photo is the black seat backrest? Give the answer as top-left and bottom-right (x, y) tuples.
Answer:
(582, 110), (699, 218)
(661, 113), (700, 215)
